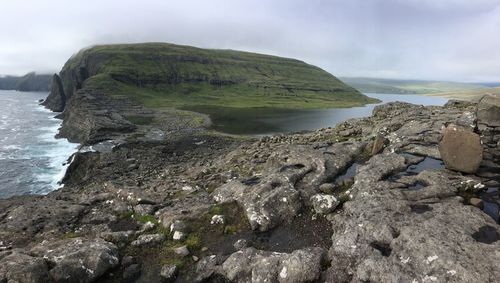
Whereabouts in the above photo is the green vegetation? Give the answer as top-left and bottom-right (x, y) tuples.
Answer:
(64, 43), (377, 109)
(124, 115), (155, 125)
(62, 231), (81, 239)
(341, 77), (489, 95)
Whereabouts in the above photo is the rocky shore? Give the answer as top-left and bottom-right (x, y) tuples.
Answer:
(1, 82), (500, 282)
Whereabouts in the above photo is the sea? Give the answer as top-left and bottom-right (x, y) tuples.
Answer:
(0, 90), (78, 198)
(0, 90), (447, 199)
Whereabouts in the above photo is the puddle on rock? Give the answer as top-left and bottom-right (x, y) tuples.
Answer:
(334, 162), (360, 184)
(389, 153), (445, 188)
(481, 187), (500, 223)
(410, 203), (433, 214)
(404, 156), (445, 175)
(472, 225), (499, 244)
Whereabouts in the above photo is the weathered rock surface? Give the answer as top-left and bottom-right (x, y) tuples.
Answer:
(439, 123), (483, 173)
(477, 93), (500, 128)
(0, 251), (49, 283)
(213, 142), (364, 231)
(221, 247), (326, 283)
(42, 74), (65, 112)
(131, 233), (166, 247)
(326, 153), (500, 282)
(160, 264), (178, 283)
(30, 238), (119, 283)
(1, 97), (499, 282)
(310, 194), (339, 214)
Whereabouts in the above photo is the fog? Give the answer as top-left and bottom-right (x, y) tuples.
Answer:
(1, 0), (499, 82)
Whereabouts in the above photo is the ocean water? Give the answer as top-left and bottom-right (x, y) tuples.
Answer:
(0, 90), (78, 199)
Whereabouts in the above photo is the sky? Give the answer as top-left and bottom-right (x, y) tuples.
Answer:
(1, 0), (499, 82)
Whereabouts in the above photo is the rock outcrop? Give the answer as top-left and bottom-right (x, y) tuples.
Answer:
(41, 74), (65, 112)
(0, 72), (52, 92)
(478, 93), (500, 128)
(1, 96), (499, 282)
(439, 123), (483, 173)
(476, 94), (500, 187)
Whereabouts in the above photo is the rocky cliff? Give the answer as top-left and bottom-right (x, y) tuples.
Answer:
(44, 43), (374, 112)
(1, 94), (499, 282)
(0, 72), (52, 92)
(42, 43), (380, 144)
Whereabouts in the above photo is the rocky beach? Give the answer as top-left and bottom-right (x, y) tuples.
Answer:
(0, 43), (499, 283)
(1, 71), (499, 282)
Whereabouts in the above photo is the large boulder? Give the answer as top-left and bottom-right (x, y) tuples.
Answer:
(477, 93), (500, 127)
(30, 238), (119, 283)
(438, 124), (483, 173)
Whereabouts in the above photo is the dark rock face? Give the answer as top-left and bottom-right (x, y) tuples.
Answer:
(476, 94), (500, 187)
(42, 74), (66, 112)
(438, 124), (483, 173)
(0, 72), (52, 92)
(57, 90), (136, 144)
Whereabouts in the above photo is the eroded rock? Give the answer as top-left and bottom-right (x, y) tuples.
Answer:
(30, 238), (119, 283)
(0, 252), (49, 283)
(221, 247), (326, 283)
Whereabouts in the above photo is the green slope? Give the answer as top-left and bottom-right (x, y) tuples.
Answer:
(58, 43), (377, 109)
(341, 77), (487, 94)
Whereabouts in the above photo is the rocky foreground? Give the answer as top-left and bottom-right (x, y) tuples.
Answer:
(1, 93), (500, 283)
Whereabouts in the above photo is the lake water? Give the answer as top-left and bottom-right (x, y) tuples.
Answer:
(188, 93), (449, 135)
(0, 90), (78, 199)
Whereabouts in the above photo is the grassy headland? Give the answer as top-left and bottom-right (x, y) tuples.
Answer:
(61, 43), (378, 109)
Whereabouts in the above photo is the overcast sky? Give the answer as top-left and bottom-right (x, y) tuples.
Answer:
(1, 0), (499, 82)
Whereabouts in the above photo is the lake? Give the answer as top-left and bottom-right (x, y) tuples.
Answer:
(187, 93), (449, 135)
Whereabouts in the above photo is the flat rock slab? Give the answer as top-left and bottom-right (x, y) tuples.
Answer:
(438, 124), (483, 173)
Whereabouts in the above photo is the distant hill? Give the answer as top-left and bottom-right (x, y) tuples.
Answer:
(341, 77), (487, 95)
(44, 43), (377, 112)
(424, 86), (500, 101)
(0, 72), (52, 92)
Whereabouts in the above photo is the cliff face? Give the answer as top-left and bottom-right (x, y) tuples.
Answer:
(41, 74), (65, 111)
(0, 72), (52, 92)
(44, 43), (375, 113)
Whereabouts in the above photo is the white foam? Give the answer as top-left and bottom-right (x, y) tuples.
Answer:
(28, 104), (79, 194)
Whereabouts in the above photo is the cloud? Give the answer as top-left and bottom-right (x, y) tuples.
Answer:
(0, 0), (499, 82)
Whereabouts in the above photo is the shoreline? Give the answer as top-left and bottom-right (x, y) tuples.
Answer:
(1, 97), (498, 282)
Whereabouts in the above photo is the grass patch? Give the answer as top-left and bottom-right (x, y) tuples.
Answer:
(119, 211), (159, 225)
(62, 232), (81, 239)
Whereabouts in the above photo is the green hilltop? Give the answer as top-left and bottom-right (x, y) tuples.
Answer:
(57, 43), (377, 109)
